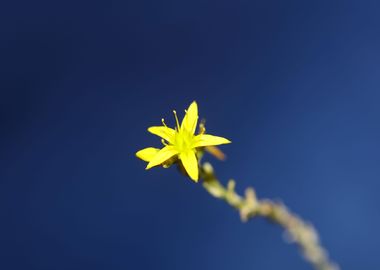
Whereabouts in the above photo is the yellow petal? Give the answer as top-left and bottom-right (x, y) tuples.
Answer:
(193, 134), (231, 148)
(181, 101), (198, 135)
(148, 126), (176, 143)
(146, 145), (178, 169)
(179, 150), (199, 182)
(136, 147), (160, 162)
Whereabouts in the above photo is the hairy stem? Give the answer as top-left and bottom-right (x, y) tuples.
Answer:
(200, 162), (339, 270)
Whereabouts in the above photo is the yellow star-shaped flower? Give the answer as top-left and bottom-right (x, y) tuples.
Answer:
(136, 101), (231, 182)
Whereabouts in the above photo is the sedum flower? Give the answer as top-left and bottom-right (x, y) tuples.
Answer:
(136, 101), (231, 182)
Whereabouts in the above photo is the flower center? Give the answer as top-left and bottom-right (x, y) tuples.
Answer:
(173, 129), (193, 152)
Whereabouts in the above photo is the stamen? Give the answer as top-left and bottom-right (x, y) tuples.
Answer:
(161, 139), (168, 146)
(161, 118), (174, 143)
(161, 118), (167, 127)
(173, 110), (180, 130)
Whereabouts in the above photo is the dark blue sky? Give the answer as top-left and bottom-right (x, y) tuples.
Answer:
(1, 1), (380, 269)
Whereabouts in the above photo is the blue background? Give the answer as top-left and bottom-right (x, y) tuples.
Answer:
(1, 1), (380, 269)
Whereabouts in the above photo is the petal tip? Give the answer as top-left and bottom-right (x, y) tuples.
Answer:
(190, 176), (199, 182)
(187, 101), (198, 112)
(220, 137), (232, 144)
(135, 151), (144, 159)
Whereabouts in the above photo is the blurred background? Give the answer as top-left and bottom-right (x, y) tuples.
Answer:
(1, 1), (380, 269)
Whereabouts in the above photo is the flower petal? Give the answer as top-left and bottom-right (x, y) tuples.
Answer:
(148, 126), (176, 143)
(193, 134), (231, 148)
(179, 150), (199, 182)
(181, 101), (198, 135)
(146, 146), (178, 169)
(136, 147), (160, 162)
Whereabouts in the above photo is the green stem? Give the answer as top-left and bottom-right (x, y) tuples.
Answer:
(200, 162), (339, 270)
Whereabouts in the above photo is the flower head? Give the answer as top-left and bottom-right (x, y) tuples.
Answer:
(136, 101), (231, 182)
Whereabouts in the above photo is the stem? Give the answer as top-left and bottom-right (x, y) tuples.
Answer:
(200, 162), (339, 270)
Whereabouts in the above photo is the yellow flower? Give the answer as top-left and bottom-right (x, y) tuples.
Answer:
(136, 101), (231, 182)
